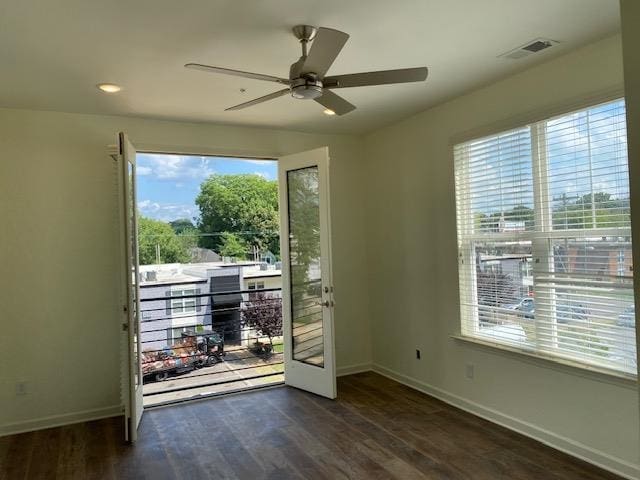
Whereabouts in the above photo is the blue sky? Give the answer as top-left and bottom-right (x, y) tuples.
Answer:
(136, 153), (278, 223)
(466, 99), (628, 217)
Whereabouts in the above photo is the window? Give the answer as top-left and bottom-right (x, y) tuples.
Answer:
(454, 99), (636, 375)
(247, 281), (265, 299)
(171, 288), (197, 314)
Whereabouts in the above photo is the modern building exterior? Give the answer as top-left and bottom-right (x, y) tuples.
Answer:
(139, 261), (282, 351)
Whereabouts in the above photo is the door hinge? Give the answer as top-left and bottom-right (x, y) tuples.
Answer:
(122, 323), (129, 332)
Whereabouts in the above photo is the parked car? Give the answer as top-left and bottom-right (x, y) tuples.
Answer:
(503, 297), (590, 324)
(504, 297), (535, 319)
(616, 304), (635, 328)
(555, 302), (589, 324)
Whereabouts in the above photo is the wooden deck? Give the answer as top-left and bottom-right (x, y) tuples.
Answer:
(0, 372), (623, 479)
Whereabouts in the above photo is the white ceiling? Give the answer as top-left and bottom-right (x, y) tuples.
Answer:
(0, 0), (620, 134)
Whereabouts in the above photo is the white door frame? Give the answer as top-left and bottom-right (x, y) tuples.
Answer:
(278, 147), (336, 399)
(118, 132), (144, 442)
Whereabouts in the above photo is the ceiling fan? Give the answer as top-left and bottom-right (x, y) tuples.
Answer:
(185, 25), (429, 116)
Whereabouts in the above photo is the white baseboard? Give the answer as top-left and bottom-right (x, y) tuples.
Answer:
(337, 362), (372, 377)
(370, 363), (640, 480)
(0, 405), (122, 437)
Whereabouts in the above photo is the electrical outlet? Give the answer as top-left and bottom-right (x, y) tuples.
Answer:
(416, 349), (421, 360)
(465, 364), (474, 379)
(15, 381), (29, 396)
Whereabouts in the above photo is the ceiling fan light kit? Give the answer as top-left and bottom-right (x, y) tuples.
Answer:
(290, 75), (324, 100)
(185, 24), (428, 116)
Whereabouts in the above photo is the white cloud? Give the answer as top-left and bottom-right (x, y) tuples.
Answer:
(137, 199), (158, 211)
(137, 154), (216, 181)
(138, 199), (196, 222)
(253, 171), (271, 179)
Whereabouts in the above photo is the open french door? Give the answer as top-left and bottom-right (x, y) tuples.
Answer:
(278, 147), (336, 399)
(117, 132), (144, 442)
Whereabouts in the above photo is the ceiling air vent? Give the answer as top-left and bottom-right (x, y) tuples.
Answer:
(499, 38), (558, 60)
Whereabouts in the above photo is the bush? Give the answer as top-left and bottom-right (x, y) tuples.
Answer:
(241, 292), (282, 349)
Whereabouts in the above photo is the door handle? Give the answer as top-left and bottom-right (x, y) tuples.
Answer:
(318, 300), (330, 308)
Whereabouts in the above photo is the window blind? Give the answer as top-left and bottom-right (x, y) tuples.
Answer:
(454, 99), (636, 375)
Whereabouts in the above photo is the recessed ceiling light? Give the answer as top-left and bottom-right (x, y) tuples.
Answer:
(97, 83), (122, 93)
(323, 109), (336, 116)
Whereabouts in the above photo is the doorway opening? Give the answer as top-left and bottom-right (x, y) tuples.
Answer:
(135, 152), (284, 407)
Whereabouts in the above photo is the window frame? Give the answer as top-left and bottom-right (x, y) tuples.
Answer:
(454, 98), (636, 378)
(170, 285), (197, 316)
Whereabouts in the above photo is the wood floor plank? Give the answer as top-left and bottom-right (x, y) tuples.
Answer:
(1, 431), (36, 480)
(303, 388), (467, 479)
(0, 373), (624, 480)
(55, 423), (87, 479)
(148, 405), (211, 479)
(221, 394), (329, 480)
(266, 390), (403, 479)
(84, 417), (118, 480)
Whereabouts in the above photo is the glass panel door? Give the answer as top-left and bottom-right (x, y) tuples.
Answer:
(279, 147), (336, 399)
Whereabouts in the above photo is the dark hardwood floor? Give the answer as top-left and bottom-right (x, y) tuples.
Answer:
(0, 372), (623, 479)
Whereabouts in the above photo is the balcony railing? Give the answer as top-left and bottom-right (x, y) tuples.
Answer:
(138, 287), (284, 407)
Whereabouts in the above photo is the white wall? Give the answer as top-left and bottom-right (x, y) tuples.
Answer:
(621, 4), (640, 476)
(364, 34), (639, 478)
(621, 0), (640, 390)
(0, 110), (371, 433)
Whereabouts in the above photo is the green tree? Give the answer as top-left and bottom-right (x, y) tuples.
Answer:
(196, 174), (279, 255)
(509, 204), (534, 228)
(218, 232), (248, 259)
(138, 216), (192, 265)
(286, 168), (322, 306)
(242, 292), (282, 352)
(169, 218), (195, 234)
(552, 192), (630, 229)
(477, 205), (534, 232)
(177, 227), (199, 253)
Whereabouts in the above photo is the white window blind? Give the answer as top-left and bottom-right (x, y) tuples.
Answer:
(454, 99), (636, 376)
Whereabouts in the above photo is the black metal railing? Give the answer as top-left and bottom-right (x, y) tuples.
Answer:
(138, 287), (284, 403)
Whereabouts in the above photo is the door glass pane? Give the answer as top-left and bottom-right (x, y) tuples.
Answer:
(287, 167), (324, 367)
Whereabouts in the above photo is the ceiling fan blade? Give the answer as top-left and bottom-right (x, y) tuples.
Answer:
(314, 90), (356, 116)
(302, 28), (349, 78)
(185, 63), (289, 84)
(324, 67), (428, 88)
(225, 88), (290, 111)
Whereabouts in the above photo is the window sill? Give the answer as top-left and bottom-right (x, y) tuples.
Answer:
(451, 334), (638, 388)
